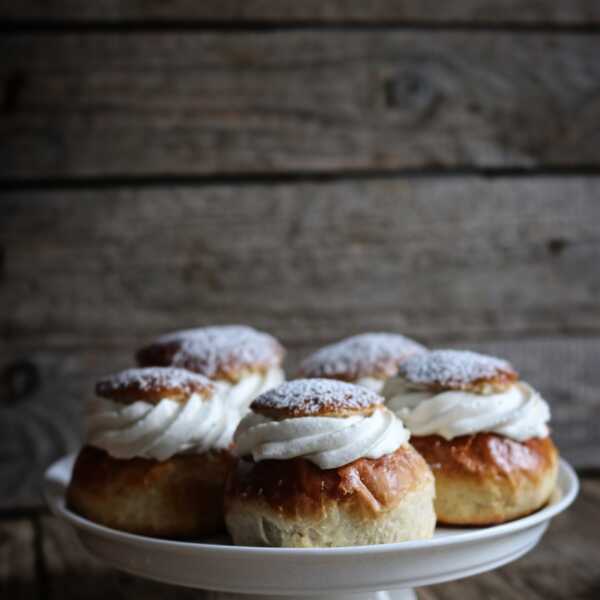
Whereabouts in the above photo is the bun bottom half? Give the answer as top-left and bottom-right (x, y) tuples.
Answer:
(410, 433), (558, 526)
(224, 444), (436, 548)
(67, 445), (234, 538)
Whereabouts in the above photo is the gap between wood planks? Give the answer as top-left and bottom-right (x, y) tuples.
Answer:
(2, 166), (600, 192)
(1, 20), (600, 33)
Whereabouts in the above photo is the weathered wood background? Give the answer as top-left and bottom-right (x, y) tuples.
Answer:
(1, 3), (600, 596)
(2, 31), (600, 177)
(2, 0), (600, 507)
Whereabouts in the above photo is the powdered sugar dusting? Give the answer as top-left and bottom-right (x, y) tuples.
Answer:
(299, 333), (426, 379)
(141, 325), (284, 378)
(96, 367), (213, 397)
(399, 350), (515, 387)
(252, 378), (383, 416)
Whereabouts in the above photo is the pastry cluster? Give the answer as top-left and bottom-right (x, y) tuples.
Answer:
(68, 328), (559, 547)
(227, 379), (435, 547)
(68, 325), (284, 539)
(298, 333), (426, 392)
(382, 349), (557, 525)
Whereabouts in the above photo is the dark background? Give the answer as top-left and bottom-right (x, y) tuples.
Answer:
(1, 0), (599, 558)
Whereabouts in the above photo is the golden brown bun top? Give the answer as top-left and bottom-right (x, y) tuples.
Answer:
(411, 433), (557, 478)
(298, 333), (426, 381)
(398, 349), (518, 393)
(95, 367), (215, 405)
(226, 445), (431, 519)
(251, 378), (384, 419)
(136, 324), (284, 383)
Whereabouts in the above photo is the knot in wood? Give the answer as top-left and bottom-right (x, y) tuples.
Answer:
(1, 360), (40, 403)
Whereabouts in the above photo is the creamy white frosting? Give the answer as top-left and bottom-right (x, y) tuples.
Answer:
(354, 377), (385, 393)
(234, 407), (409, 470)
(383, 379), (550, 442)
(85, 390), (239, 461)
(219, 367), (285, 414)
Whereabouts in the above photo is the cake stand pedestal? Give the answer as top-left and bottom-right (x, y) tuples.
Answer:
(45, 456), (578, 600)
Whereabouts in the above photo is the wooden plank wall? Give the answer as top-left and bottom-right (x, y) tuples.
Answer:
(2, 1), (600, 24)
(2, 32), (600, 177)
(1, 1), (600, 509)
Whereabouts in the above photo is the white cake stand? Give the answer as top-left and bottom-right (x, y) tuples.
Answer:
(45, 455), (578, 600)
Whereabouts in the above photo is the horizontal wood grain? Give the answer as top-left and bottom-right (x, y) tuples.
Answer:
(3, 177), (600, 345)
(38, 516), (112, 600)
(2, 1), (600, 25)
(41, 517), (206, 600)
(39, 515), (203, 600)
(0, 519), (37, 600)
(1, 32), (600, 178)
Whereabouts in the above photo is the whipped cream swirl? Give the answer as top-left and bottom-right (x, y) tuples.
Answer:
(86, 390), (239, 461)
(355, 377), (386, 393)
(383, 380), (550, 442)
(220, 367), (285, 414)
(234, 408), (409, 470)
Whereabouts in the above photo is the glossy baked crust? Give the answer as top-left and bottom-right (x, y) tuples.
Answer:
(67, 446), (234, 538)
(224, 444), (436, 547)
(411, 433), (558, 525)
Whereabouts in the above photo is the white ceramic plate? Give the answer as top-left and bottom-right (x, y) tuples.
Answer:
(45, 455), (578, 599)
